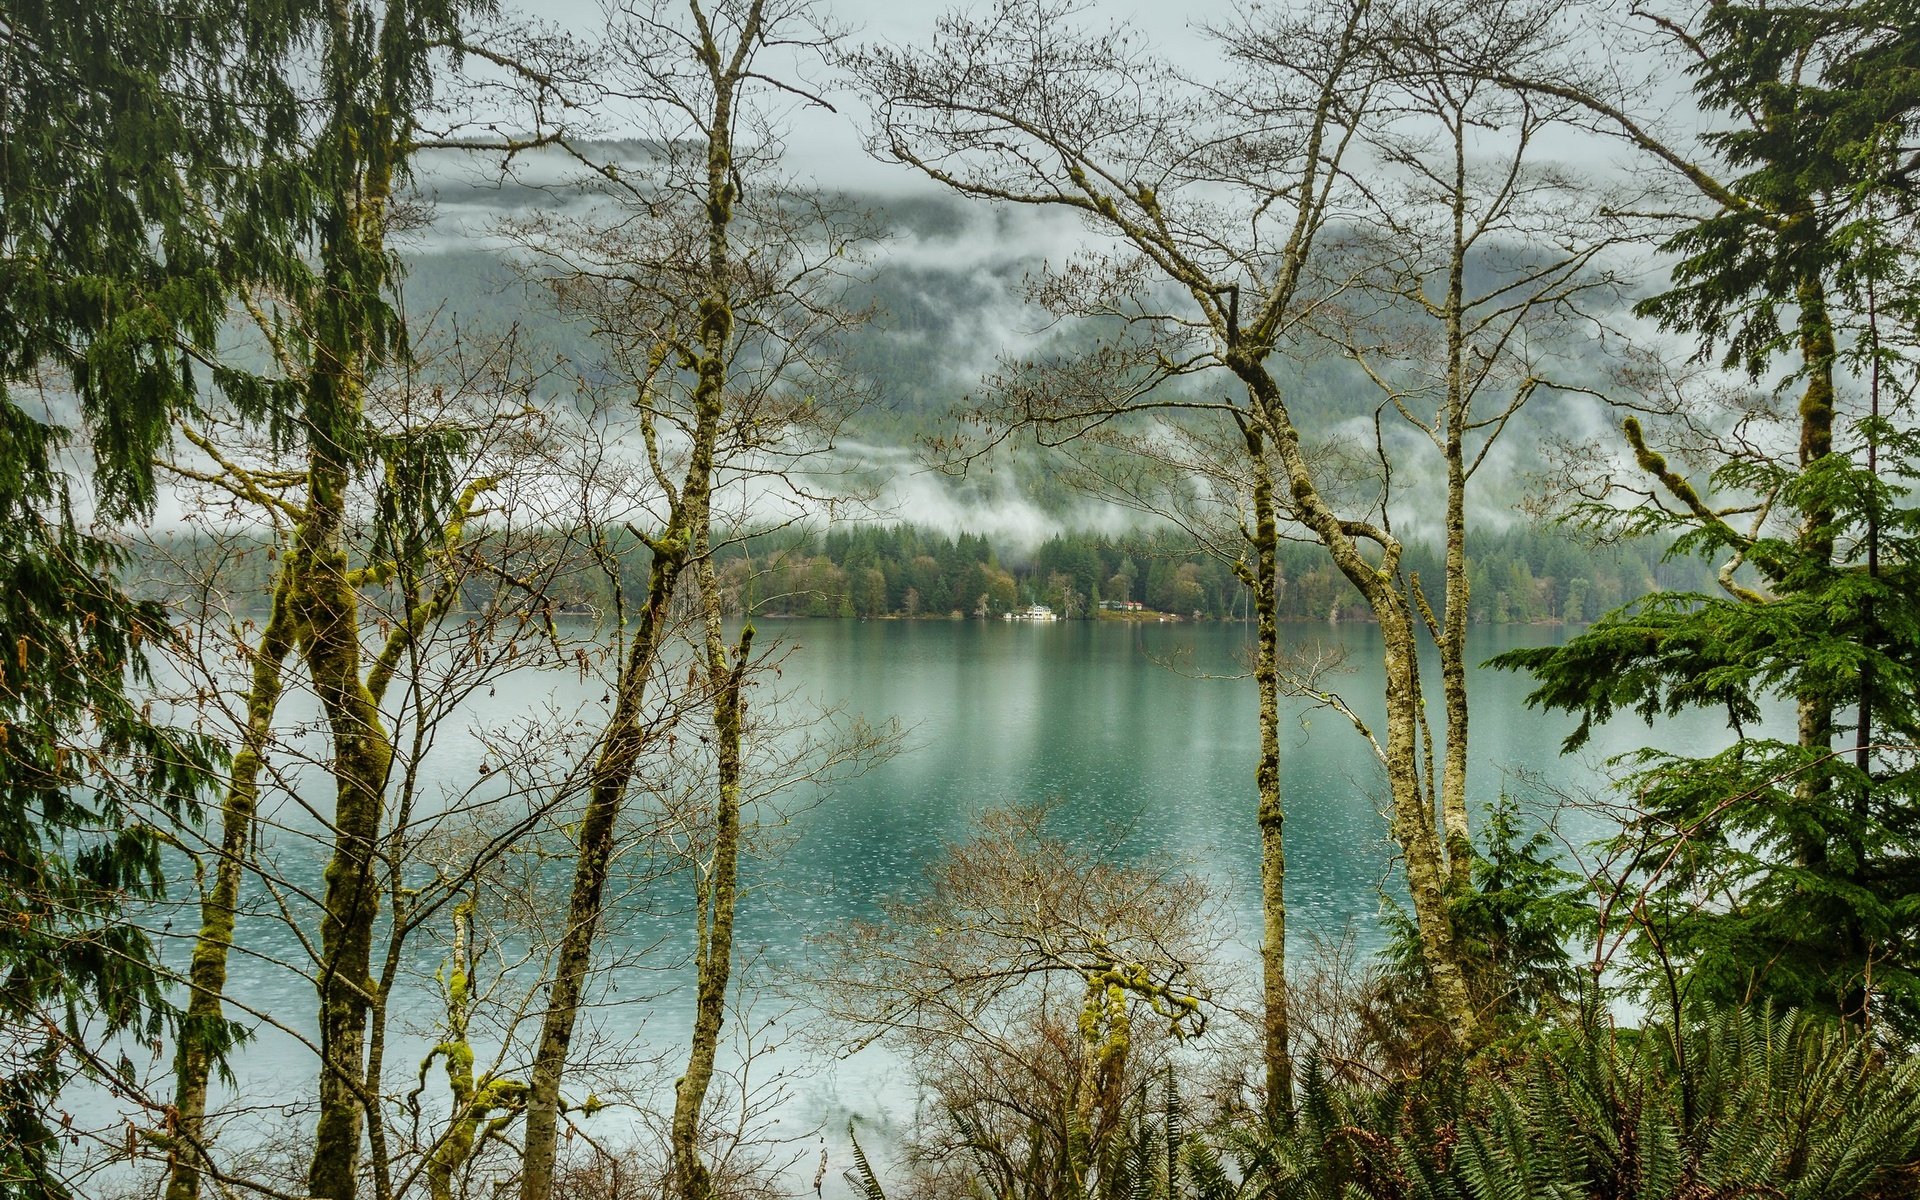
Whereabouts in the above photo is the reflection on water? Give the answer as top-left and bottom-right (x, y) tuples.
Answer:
(152, 619), (1755, 1171)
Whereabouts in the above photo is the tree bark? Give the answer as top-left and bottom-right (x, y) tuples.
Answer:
(1438, 186), (1475, 893)
(301, 3), (405, 1189)
(422, 896), (528, 1200)
(668, 549), (752, 1200)
(518, 533), (693, 1200)
(299, 585), (389, 1198)
(427, 898), (478, 1200)
(1243, 425), (1293, 1120)
(164, 559), (299, 1200)
(299, 442), (395, 1200)
(1794, 274), (1839, 837)
(1236, 360), (1480, 1049)
(522, 10), (758, 1190)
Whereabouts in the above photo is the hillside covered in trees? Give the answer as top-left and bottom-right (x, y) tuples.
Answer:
(138, 522), (1712, 625)
(717, 523), (1714, 622)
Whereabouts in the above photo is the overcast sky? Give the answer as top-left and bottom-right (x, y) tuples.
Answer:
(517, 0), (1237, 193)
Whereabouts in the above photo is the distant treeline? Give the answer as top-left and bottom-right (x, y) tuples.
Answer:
(137, 521), (1716, 625)
(713, 523), (1718, 624)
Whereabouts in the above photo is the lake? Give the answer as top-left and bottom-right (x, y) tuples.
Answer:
(142, 617), (1746, 1187)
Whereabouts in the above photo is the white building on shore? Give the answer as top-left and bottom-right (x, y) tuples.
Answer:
(1004, 604), (1059, 621)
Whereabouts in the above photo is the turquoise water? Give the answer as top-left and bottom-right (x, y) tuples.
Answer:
(738, 619), (1721, 955)
(138, 618), (1752, 1180)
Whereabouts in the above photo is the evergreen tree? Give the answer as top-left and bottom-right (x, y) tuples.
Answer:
(1498, 0), (1920, 1031)
(0, 3), (304, 1192)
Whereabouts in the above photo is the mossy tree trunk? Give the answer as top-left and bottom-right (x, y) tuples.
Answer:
(1793, 274), (1839, 849)
(1437, 198), (1475, 895)
(423, 895), (528, 1200)
(164, 557), (301, 1200)
(517, 507), (699, 1200)
(300, 3), (406, 1192)
(520, 11), (762, 1194)
(1234, 359), (1481, 1049)
(1239, 422), (1293, 1119)
(299, 439), (396, 1200)
(1073, 975), (1130, 1163)
(668, 545), (753, 1200)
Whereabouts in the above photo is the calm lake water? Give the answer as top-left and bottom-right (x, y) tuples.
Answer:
(145, 618), (1748, 1184)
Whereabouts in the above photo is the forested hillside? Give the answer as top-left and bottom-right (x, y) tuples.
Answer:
(721, 523), (1712, 621)
(136, 521), (1713, 624)
(395, 160), (1590, 496)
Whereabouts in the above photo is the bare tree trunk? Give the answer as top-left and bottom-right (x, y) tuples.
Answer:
(1381, 607), (1478, 1039)
(359, 477), (495, 1200)
(522, 8), (771, 1192)
(669, 549), (752, 1200)
(1242, 424), (1292, 1120)
(1438, 464), (1473, 893)
(519, 535), (694, 1200)
(1438, 222), (1474, 893)
(1238, 363), (1480, 1049)
(164, 560), (299, 1200)
(1795, 276), (1838, 817)
(1793, 276), (1839, 920)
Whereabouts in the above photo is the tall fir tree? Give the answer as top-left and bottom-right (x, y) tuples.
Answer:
(1499, 0), (1920, 1032)
(0, 1), (307, 1193)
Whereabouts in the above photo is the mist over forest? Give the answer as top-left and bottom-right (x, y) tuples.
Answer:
(387, 151), (1626, 552)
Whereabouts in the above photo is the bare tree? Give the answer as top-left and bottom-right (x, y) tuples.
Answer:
(811, 805), (1218, 1197)
(505, 4), (876, 1196)
(849, 0), (1483, 1071)
(1321, 0), (1632, 890)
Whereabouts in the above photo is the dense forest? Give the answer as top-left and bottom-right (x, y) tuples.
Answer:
(720, 524), (1714, 622)
(5, 1), (1920, 1200)
(140, 522), (1712, 624)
